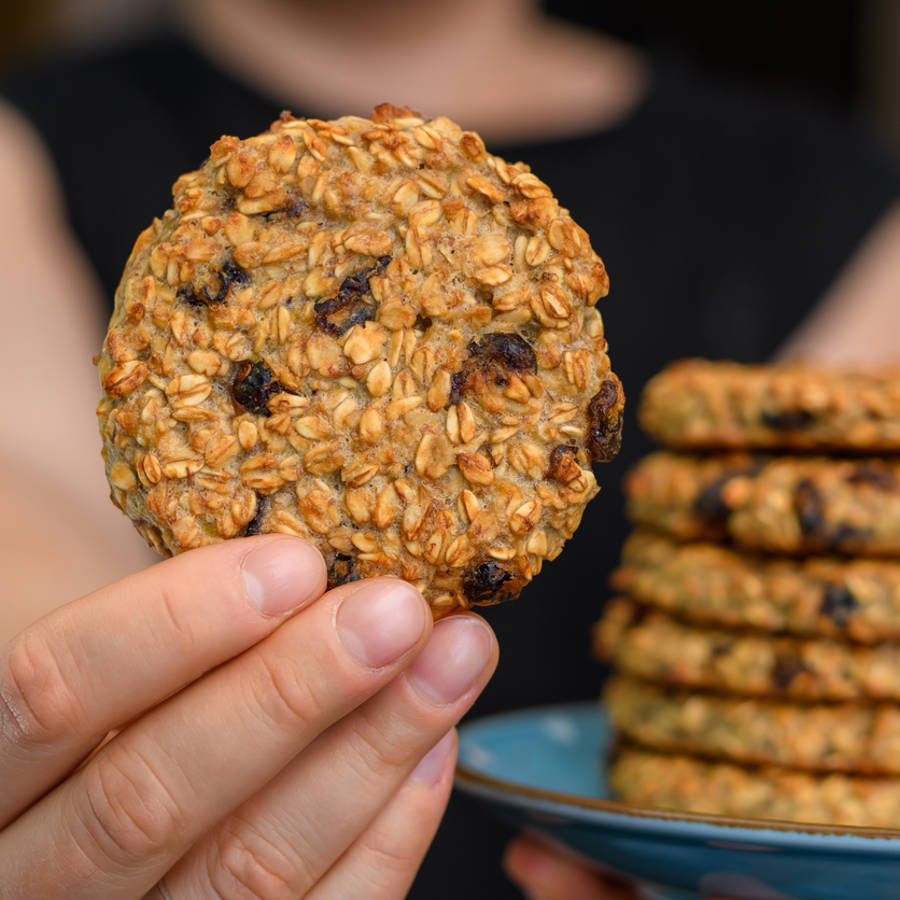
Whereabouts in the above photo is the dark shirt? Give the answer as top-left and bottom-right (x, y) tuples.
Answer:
(4, 31), (899, 899)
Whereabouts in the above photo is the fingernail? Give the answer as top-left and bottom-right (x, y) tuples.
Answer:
(337, 580), (427, 668)
(409, 729), (456, 786)
(242, 539), (324, 617)
(406, 616), (493, 705)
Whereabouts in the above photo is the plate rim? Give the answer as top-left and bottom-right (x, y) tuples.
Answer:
(455, 701), (900, 850)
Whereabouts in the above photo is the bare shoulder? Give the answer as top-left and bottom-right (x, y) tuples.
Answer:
(0, 99), (64, 224)
(779, 200), (900, 366)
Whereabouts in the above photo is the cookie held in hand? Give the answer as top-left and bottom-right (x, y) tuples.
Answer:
(97, 105), (622, 614)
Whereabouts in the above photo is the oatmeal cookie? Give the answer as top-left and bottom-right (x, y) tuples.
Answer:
(612, 531), (900, 643)
(639, 359), (900, 452)
(96, 105), (623, 614)
(604, 675), (900, 774)
(610, 746), (900, 829)
(596, 596), (900, 701)
(624, 452), (900, 556)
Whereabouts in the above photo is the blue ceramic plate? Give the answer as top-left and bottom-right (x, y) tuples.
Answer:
(455, 703), (900, 900)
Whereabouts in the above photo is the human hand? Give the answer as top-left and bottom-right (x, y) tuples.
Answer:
(503, 836), (639, 899)
(504, 836), (752, 900)
(0, 535), (497, 898)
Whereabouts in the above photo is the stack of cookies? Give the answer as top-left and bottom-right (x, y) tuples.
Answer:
(595, 359), (900, 828)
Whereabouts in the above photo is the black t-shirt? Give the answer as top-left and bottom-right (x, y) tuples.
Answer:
(5, 31), (899, 899)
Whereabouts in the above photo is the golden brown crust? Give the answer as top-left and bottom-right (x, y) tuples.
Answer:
(596, 597), (900, 701)
(624, 452), (900, 556)
(604, 675), (900, 775)
(612, 530), (900, 643)
(639, 358), (900, 452)
(96, 108), (621, 613)
(610, 745), (900, 828)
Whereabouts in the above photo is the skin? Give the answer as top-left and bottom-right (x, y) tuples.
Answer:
(0, 0), (898, 894)
(503, 837), (640, 900)
(0, 535), (498, 897)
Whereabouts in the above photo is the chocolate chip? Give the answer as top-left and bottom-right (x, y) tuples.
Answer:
(328, 553), (362, 589)
(761, 409), (815, 430)
(178, 258), (250, 307)
(244, 493), (270, 537)
(314, 255), (391, 336)
(772, 653), (810, 690)
(232, 360), (284, 416)
(820, 584), (860, 626)
(462, 561), (521, 605)
(448, 332), (537, 404)
(586, 376), (624, 462)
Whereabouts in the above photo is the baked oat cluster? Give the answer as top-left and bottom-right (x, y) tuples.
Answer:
(597, 595), (900, 701)
(610, 747), (900, 829)
(640, 359), (900, 452)
(595, 359), (900, 828)
(612, 530), (900, 644)
(97, 105), (623, 614)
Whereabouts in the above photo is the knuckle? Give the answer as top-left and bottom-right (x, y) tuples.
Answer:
(155, 583), (195, 646)
(247, 652), (328, 737)
(0, 630), (84, 750)
(357, 821), (422, 889)
(348, 705), (415, 779)
(207, 820), (308, 900)
(74, 742), (185, 870)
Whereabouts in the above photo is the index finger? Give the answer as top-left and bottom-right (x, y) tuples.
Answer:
(0, 535), (325, 827)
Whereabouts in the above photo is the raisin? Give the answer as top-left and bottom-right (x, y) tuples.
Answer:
(830, 522), (873, 551)
(772, 654), (810, 690)
(244, 494), (270, 537)
(847, 463), (899, 491)
(795, 478), (873, 552)
(794, 479), (826, 537)
(328, 553), (362, 589)
(692, 461), (766, 526)
(761, 409), (815, 430)
(448, 332), (537, 404)
(549, 445), (580, 483)
(479, 333), (538, 373)
(232, 360), (284, 416)
(178, 258), (250, 307)
(623, 603), (648, 628)
(462, 561), (522, 605)
(449, 370), (467, 403)
(586, 376), (624, 462)
(693, 476), (733, 525)
(820, 584), (860, 626)
(314, 255), (391, 336)
(262, 196), (309, 220)
(414, 314), (433, 332)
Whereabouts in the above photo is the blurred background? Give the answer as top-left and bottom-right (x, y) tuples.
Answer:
(6, 0), (900, 160)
